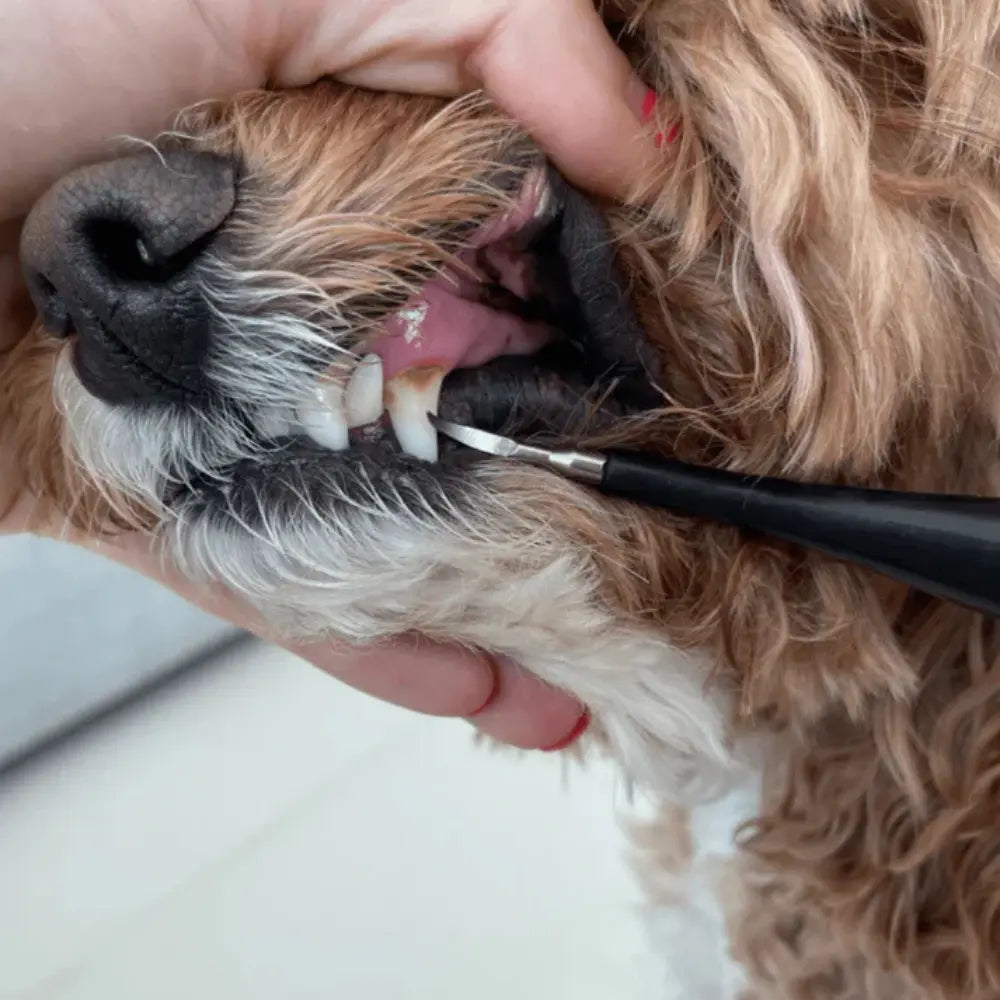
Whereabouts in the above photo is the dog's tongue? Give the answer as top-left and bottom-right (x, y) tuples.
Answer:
(368, 237), (553, 380)
(298, 170), (558, 463)
(371, 283), (550, 379)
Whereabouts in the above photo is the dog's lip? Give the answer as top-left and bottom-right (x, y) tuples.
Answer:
(164, 164), (650, 503)
(363, 165), (558, 382)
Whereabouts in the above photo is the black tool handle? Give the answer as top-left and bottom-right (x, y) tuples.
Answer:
(600, 451), (1000, 618)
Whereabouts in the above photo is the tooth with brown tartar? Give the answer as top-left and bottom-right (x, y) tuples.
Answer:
(385, 366), (445, 462)
(345, 354), (384, 428)
(297, 379), (349, 451)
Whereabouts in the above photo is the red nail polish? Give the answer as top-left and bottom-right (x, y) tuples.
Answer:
(640, 88), (657, 124)
(655, 120), (681, 147)
(468, 691), (496, 717)
(542, 710), (591, 753)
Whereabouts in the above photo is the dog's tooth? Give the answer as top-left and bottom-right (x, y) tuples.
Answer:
(385, 366), (445, 463)
(533, 178), (553, 222)
(257, 407), (294, 440)
(297, 379), (349, 451)
(345, 354), (384, 428)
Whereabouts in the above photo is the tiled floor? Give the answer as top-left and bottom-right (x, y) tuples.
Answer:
(0, 641), (658, 999)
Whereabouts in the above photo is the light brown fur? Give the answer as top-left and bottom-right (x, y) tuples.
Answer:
(9, 1), (1000, 996)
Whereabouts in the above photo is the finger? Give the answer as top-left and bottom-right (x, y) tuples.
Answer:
(77, 516), (583, 738)
(299, 635), (499, 718)
(469, 655), (590, 751)
(77, 530), (501, 717)
(470, 0), (660, 201)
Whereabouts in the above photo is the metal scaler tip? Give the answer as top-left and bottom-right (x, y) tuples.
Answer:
(428, 414), (607, 484)
(430, 420), (1000, 620)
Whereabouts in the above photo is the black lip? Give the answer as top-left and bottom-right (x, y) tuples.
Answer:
(167, 168), (657, 502)
(437, 350), (630, 440)
(430, 169), (658, 444)
(532, 170), (660, 402)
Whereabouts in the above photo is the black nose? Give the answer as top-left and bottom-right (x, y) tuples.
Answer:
(20, 149), (236, 405)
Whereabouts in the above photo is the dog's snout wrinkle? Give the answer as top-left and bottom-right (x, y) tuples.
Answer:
(19, 149), (236, 405)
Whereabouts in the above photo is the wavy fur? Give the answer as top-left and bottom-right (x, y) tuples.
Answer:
(8, 2), (1000, 996)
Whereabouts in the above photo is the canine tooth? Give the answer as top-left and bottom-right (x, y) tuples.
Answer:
(385, 366), (445, 463)
(297, 380), (349, 451)
(533, 179), (553, 222)
(345, 354), (384, 427)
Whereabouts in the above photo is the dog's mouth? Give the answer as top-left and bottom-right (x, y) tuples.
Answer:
(259, 165), (658, 472)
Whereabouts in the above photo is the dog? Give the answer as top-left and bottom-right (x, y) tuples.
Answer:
(6, 1), (1000, 996)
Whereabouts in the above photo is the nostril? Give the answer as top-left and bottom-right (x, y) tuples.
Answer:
(34, 272), (59, 300)
(19, 149), (236, 400)
(24, 268), (73, 337)
(83, 217), (202, 284)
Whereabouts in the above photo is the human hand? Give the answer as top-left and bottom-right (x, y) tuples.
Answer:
(0, 428), (590, 752)
(268, 0), (660, 200)
(0, 0), (660, 751)
(1, 0), (661, 222)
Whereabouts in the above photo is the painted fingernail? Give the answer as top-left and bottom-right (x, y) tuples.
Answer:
(626, 76), (658, 123)
(655, 120), (682, 147)
(640, 88), (658, 124)
(627, 80), (680, 147)
(542, 710), (591, 753)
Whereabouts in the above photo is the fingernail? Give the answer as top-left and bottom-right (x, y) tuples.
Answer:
(655, 120), (681, 147)
(542, 710), (591, 753)
(640, 88), (658, 124)
(627, 79), (680, 147)
(627, 75), (659, 124)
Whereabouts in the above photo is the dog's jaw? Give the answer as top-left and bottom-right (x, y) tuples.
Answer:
(165, 446), (752, 805)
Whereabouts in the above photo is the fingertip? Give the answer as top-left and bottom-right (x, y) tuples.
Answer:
(305, 636), (499, 719)
(541, 709), (592, 753)
(470, 0), (662, 201)
(468, 655), (589, 750)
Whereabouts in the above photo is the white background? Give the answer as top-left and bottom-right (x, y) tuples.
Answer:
(0, 641), (657, 999)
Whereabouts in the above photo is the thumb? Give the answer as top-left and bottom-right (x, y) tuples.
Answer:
(469, 0), (659, 202)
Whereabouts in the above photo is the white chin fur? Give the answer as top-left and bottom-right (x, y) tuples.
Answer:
(167, 458), (749, 809)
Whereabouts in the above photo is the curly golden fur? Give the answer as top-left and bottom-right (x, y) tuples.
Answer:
(8, 1), (1000, 996)
(619, 2), (1000, 995)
